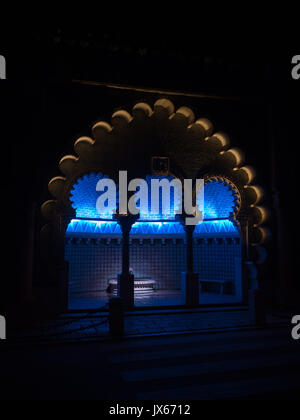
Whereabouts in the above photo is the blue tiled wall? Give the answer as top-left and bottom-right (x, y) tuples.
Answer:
(65, 235), (242, 300)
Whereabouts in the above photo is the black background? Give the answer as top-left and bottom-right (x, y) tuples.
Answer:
(0, 23), (298, 312)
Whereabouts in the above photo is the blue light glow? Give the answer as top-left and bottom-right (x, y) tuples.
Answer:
(131, 222), (184, 235)
(67, 219), (121, 235)
(66, 219), (238, 236)
(194, 219), (238, 235)
(70, 174), (238, 221)
(203, 180), (237, 219)
(138, 175), (181, 221)
(70, 173), (114, 219)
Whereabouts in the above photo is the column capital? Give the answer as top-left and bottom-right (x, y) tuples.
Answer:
(176, 214), (196, 234)
(114, 213), (140, 233)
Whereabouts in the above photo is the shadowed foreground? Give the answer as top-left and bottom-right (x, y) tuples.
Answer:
(1, 323), (299, 400)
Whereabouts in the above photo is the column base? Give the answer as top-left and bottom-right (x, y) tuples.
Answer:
(181, 272), (199, 307)
(118, 273), (134, 310)
(109, 297), (124, 338)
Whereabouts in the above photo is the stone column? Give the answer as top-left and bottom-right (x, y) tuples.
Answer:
(179, 217), (199, 307)
(56, 210), (75, 312)
(42, 209), (74, 314)
(239, 213), (266, 325)
(239, 212), (250, 261)
(239, 214), (250, 304)
(115, 214), (139, 310)
(185, 224), (195, 275)
(245, 260), (266, 325)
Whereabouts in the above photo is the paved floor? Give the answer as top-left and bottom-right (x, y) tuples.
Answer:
(69, 290), (241, 310)
(7, 307), (286, 346)
(1, 324), (299, 400)
(69, 290), (184, 310)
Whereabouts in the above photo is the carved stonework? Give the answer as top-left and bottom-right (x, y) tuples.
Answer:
(42, 99), (269, 252)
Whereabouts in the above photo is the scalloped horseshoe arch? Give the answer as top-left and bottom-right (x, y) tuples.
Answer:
(42, 99), (270, 256)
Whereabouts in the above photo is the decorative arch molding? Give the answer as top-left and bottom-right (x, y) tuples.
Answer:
(203, 176), (241, 219)
(41, 99), (270, 258)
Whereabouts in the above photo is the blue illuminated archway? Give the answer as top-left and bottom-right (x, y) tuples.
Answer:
(69, 173), (239, 222)
(70, 172), (114, 219)
(202, 179), (238, 220)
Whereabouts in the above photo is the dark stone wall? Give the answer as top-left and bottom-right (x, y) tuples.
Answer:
(2, 31), (297, 312)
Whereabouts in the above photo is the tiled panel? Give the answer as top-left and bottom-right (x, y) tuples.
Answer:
(65, 239), (186, 298)
(65, 232), (242, 307)
(194, 238), (242, 299)
(65, 239), (122, 296)
(70, 172), (114, 219)
(129, 239), (186, 291)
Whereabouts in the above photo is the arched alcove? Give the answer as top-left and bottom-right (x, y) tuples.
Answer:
(41, 99), (270, 311)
